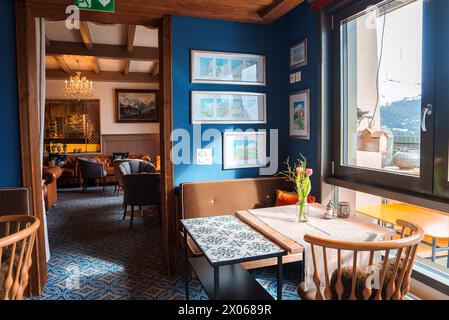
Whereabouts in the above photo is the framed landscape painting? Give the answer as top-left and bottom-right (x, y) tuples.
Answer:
(115, 89), (159, 123)
(290, 39), (308, 68)
(223, 131), (267, 170)
(191, 91), (266, 124)
(191, 50), (266, 85)
(290, 89), (310, 140)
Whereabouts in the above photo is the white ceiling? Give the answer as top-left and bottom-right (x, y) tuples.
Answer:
(45, 20), (159, 76)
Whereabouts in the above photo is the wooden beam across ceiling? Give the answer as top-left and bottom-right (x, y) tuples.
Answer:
(45, 34), (51, 47)
(46, 69), (159, 84)
(124, 60), (131, 75)
(127, 25), (137, 52)
(259, 0), (305, 24)
(46, 41), (159, 61)
(79, 21), (94, 49)
(53, 56), (71, 74)
(92, 57), (101, 74)
(27, 0), (305, 25)
(150, 61), (159, 76)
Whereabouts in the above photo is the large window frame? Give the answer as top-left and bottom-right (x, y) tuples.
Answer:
(330, 0), (437, 196)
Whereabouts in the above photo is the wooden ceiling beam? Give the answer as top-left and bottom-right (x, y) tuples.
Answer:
(259, 0), (305, 24)
(124, 60), (131, 75)
(53, 56), (71, 74)
(92, 57), (101, 74)
(127, 25), (137, 53)
(46, 41), (159, 61)
(149, 61), (159, 76)
(45, 34), (51, 47)
(79, 21), (94, 50)
(46, 69), (159, 84)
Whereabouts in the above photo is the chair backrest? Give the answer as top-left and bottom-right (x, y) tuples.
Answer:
(113, 160), (130, 187)
(303, 219), (424, 300)
(0, 215), (40, 300)
(119, 160), (155, 176)
(122, 173), (161, 206)
(77, 158), (102, 180)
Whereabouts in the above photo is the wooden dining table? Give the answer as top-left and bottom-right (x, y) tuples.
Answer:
(357, 203), (449, 266)
(235, 203), (396, 286)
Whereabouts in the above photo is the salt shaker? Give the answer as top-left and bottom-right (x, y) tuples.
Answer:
(324, 200), (334, 219)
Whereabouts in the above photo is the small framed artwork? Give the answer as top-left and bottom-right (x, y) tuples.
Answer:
(115, 89), (159, 123)
(290, 89), (310, 140)
(290, 39), (308, 68)
(191, 91), (266, 124)
(223, 131), (267, 170)
(191, 50), (266, 85)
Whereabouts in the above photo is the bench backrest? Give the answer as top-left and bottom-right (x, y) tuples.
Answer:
(180, 177), (292, 219)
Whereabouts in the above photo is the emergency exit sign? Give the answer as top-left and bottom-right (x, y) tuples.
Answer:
(75, 0), (115, 13)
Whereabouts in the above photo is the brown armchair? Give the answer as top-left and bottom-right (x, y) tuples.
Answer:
(42, 166), (62, 211)
(122, 173), (161, 228)
(77, 158), (108, 191)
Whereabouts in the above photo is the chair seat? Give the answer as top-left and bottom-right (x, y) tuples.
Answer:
(297, 282), (317, 300)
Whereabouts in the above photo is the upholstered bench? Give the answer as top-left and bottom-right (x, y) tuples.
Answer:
(179, 177), (303, 270)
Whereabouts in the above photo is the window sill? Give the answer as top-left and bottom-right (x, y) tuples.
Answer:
(326, 175), (449, 213)
(412, 256), (449, 297)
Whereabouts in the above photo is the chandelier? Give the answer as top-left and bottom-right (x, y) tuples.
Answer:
(64, 59), (94, 100)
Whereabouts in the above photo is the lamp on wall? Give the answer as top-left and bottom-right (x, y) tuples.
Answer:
(63, 59), (94, 100)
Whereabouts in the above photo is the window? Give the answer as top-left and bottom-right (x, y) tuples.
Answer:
(332, 0), (436, 195)
(341, 0), (423, 176)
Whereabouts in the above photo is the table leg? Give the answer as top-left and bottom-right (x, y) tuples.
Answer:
(184, 228), (190, 300)
(277, 256), (283, 301)
(432, 238), (437, 263)
(214, 266), (219, 300)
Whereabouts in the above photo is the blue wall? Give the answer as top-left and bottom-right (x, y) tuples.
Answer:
(0, 0), (22, 187)
(172, 16), (289, 186)
(172, 3), (320, 195)
(271, 4), (321, 196)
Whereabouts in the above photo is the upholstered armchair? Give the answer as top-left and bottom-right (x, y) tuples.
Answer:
(42, 166), (62, 211)
(118, 159), (156, 176)
(112, 160), (128, 196)
(77, 158), (108, 191)
(121, 173), (161, 228)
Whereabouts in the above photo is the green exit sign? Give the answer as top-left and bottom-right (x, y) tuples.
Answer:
(75, 0), (115, 13)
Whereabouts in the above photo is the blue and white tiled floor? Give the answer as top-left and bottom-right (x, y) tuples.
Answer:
(32, 187), (300, 300)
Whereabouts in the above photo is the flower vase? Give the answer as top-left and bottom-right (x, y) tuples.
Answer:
(296, 201), (310, 223)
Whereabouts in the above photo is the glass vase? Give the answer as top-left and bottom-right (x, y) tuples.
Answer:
(296, 201), (310, 223)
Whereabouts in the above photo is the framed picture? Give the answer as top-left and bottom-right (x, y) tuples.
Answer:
(290, 39), (308, 68)
(290, 89), (310, 140)
(223, 131), (267, 170)
(115, 89), (159, 123)
(191, 91), (266, 124)
(191, 50), (266, 85)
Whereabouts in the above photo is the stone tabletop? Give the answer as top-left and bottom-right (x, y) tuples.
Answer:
(181, 215), (285, 266)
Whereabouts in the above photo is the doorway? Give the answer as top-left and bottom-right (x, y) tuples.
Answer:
(15, 1), (174, 296)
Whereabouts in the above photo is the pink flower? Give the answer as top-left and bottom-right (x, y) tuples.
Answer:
(305, 168), (313, 176)
(296, 167), (304, 175)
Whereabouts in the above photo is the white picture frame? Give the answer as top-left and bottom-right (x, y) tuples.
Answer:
(290, 39), (308, 68)
(191, 91), (266, 124)
(223, 131), (267, 170)
(191, 50), (266, 86)
(289, 89), (310, 140)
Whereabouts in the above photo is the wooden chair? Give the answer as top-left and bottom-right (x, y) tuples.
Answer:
(0, 215), (40, 300)
(298, 219), (424, 300)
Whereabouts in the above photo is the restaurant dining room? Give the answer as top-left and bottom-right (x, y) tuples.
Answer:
(2, 0), (449, 311)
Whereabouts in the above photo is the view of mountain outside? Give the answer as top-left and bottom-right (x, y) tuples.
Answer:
(341, 0), (422, 176)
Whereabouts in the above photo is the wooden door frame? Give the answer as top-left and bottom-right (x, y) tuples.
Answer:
(14, 0), (175, 295)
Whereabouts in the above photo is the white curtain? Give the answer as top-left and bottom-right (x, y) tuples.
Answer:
(36, 17), (50, 261)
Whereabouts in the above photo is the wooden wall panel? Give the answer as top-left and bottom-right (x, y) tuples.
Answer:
(102, 134), (160, 158)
